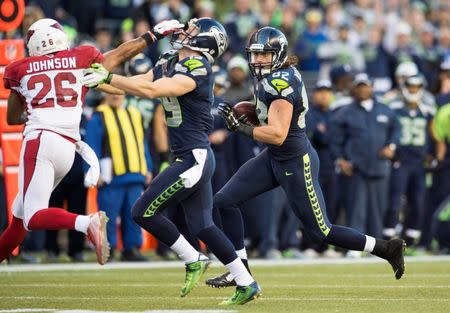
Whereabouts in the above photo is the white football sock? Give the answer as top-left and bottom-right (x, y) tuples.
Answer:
(236, 248), (248, 260)
(363, 235), (376, 253)
(225, 257), (254, 286)
(170, 234), (200, 264)
(75, 215), (90, 234)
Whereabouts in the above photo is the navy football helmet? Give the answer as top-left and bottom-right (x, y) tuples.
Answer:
(171, 18), (228, 63)
(124, 53), (153, 76)
(245, 27), (288, 80)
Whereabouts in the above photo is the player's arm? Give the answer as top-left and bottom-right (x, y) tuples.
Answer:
(100, 20), (184, 71)
(83, 63), (195, 98)
(153, 104), (169, 153)
(101, 38), (148, 71)
(111, 74), (195, 98)
(7, 91), (27, 125)
(218, 99), (292, 146)
(252, 99), (292, 145)
(96, 84), (125, 95)
(152, 104), (170, 172)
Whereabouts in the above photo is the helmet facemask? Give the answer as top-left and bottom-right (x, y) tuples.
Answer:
(402, 83), (423, 103)
(246, 48), (275, 80)
(170, 20), (200, 50)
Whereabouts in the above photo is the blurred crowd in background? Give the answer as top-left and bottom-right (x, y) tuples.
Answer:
(0, 0), (450, 263)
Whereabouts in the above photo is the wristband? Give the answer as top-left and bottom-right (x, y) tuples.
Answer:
(159, 151), (170, 163)
(105, 72), (113, 84)
(237, 124), (254, 138)
(141, 31), (157, 46)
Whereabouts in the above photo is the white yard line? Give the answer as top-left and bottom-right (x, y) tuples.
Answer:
(1, 255), (449, 273)
(1, 296), (450, 302)
(0, 310), (235, 313)
(4, 283), (450, 289)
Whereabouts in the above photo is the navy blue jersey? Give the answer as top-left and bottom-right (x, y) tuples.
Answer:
(394, 106), (432, 163)
(255, 66), (309, 160)
(153, 54), (214, 155)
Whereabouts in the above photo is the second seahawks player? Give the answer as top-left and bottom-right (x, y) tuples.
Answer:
(208, 27), (406, 289)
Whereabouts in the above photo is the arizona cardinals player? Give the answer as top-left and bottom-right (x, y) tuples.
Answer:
(0, 18), (184, 264)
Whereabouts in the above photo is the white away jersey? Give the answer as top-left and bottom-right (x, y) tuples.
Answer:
(3, 45), (104, 140)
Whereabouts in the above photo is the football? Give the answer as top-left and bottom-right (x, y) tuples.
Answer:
(232, 101), (260, 126)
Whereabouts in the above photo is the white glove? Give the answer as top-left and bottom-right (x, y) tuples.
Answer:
(75, 141), (100, 188)
(81, 63), (112, 88)
(152, 19), (185, 40)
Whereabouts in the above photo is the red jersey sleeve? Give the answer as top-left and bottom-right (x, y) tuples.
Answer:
(3, 61), (22, 90)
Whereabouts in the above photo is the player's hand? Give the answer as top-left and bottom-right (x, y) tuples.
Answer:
(152, 19), (185, 40)
(337, 158), (353, 176)
(82, 63), (113, 88)
(145, 172), (153, 186)
(379, 145), (395, 160)
(218, 103), (240, 131)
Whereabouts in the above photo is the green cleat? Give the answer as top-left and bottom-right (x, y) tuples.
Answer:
(219, 281), (261, 305)
(180, 257), (210, 297)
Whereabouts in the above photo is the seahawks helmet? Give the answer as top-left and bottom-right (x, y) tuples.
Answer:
(401, 74), (424, 103)
(245, 27), (288, 80)
(171, 18), (228, 63)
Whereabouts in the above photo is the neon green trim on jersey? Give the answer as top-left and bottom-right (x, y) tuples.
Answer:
(184, 59), (204, 72)
(303, 154), (330, 236)
(271, 78), (289, 93)
(143, 178), (185, 217)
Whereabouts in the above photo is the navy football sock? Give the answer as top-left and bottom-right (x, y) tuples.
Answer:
(197, 225), (237, 265)
(134, 214), (180, 247)
(326, 225), (366, 251)
(220, 206), (245, 250)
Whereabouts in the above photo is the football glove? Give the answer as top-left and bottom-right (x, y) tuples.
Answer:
(82, 63), (112, 88)
(218, 103), (254, 138)
(142, 20), (185, 45)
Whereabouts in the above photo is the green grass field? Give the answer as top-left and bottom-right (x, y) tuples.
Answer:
(1, 258), (449, 313)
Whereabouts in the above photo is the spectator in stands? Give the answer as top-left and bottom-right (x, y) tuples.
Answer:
(416, 23), (440, 90)
(95, 27), (113, 53)
(437, 26), (450, 60)
(361, 27), (392, 94)
(86, 93), (153, 262)
(436, 58), (450, 107)
(295, 9), (328, 72)
(224, 55), (253, 103)
(391, 21), (420, 67)
(318, 22), (365, 73)
(151, 0), (191, 24)
(223, 0), (260, 57)
(330, 74), (400, 254)
(260, 0), (282, 28)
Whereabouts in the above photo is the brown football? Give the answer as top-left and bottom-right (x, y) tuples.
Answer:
(232, 101), (259, 126)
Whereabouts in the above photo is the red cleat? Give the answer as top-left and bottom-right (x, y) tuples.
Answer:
(87, 211), (110, 265)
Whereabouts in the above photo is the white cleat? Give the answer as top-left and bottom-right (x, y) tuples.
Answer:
(87, 211), (110, 265)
